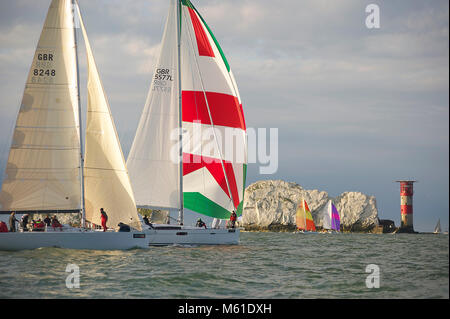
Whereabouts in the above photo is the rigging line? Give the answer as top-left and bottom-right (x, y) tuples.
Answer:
(177, 0), (184, 224)
(182, 8), (235, 210)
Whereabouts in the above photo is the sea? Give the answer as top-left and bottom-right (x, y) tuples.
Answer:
(0, 232), (448, 299)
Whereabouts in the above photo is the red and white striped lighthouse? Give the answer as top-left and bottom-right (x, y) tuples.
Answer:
(396, 180), (416, 232)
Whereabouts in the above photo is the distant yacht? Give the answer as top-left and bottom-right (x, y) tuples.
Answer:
(433, 219), (441, 234)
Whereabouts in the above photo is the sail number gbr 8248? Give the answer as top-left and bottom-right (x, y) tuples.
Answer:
(31, 52), (56, 82)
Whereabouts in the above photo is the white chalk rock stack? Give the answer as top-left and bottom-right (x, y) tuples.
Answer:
(239, 180), (378, 230)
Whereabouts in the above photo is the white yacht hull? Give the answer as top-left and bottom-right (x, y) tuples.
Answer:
(0, 226), (240, 251)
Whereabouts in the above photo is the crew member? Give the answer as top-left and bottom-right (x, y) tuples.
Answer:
(196, 218), (206, 229)
(100, 208), (108, 232)
(229, 210), (237, 229)
(9, 212), (18, 232)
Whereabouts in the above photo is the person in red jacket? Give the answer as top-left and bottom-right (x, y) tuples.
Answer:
(0, 221), (8, 232)
(100, 208), (108, 232)
(229, 210), (237, 229)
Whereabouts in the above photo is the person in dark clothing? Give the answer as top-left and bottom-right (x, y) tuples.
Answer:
(142, 215), (153, 229)
(21, 214), (29, 232)
(9, 212), (19, 232)
(229, 210), (237, 229)
(100, 208), (108, 232)
(196, 218), (207, 229)
(51, 215), (63, 231)
(43, 215), (51, 227)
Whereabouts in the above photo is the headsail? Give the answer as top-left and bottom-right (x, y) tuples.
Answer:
(180, 0), (247, 219)
(0, 0), (81, 213)
(77, 5), (141, 230)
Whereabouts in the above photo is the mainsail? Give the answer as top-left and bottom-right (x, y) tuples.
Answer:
(0, 0), (81, 212)
(296, 199), (316, 231)
(77, 5), (141, 230)
(127, 0), (247, 221)
(126, 0), (180, 211)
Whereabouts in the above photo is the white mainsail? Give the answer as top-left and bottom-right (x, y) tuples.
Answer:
(0, 0), (81, 212)
(126, 0), (180, 211)
(320, 200), (333, 230)
(77, 5), (141, 230)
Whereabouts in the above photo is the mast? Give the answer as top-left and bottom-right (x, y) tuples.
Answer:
(72, 0), (86, 228)
(176, 0), (184, 225)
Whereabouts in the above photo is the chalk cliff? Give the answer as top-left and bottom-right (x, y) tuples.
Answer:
(238, 180), (379, 232)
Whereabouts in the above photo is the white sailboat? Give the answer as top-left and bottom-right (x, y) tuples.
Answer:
(433, 219), (441, 234)
(126, 0), (246, 245)
(318, 200), (341, 233)
(0, 0), (152, 250)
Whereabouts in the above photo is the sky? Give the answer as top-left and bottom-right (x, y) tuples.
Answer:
(0, 0), (448, 232)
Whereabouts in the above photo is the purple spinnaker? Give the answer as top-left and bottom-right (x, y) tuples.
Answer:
(331, 204), (341, 231)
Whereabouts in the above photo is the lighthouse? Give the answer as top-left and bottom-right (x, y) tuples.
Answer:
(395, 180), (417, 233)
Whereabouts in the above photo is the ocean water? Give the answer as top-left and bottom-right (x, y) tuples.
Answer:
(0, 232), (448, 299)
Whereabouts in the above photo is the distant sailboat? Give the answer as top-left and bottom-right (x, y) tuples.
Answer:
(295, 198), (316, 233)
(433, 219), (441, 234)
(319, 200), (341, 233)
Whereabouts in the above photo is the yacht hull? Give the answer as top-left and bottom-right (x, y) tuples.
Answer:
(0, 226), (240, 251)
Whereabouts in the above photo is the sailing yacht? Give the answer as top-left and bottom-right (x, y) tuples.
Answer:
(318, 200), (341, 233)
(295, 198), (316, 233)
(433, 219), (441, 234)
(0, 0), (243, 250)
(126, 0), (246, 245)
